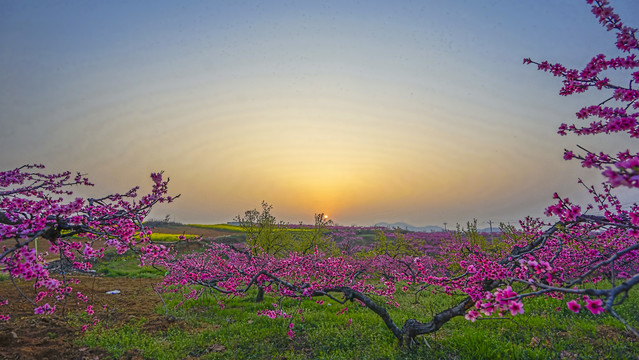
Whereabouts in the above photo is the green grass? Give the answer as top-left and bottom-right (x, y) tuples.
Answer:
(187, 224), (245, 232)
(213, 234), (247, 244)
(95, 254), (164, 278)
(148, 232), (199, 242)
(78, 280), (639, 359)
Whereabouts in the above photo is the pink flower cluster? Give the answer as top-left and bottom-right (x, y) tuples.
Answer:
(567, 297), (605, 315)
(545, 194), (582, 222)
(466, 286), (524, 322)
(0, 300), (10, 321)
(33, 303), (55, 315)
(1, 164), (176, 320)
(256, 309), (291, 320)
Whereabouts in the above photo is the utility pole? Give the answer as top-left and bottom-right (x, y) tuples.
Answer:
(443, 222), (447, 232)
(488, 220), (493, 234)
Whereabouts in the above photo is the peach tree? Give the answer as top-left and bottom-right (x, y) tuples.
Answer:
(158, 0), (638, 345)
(0, 164), (176, 323)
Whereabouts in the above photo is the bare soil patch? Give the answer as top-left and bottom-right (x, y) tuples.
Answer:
(0, 227), (240, 360)
(0, 276), (180, 360)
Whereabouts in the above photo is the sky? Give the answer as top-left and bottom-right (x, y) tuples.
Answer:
(1, 1), (637, 227)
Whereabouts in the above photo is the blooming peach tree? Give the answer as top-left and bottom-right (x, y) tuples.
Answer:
(0, 164), (176, 322)
(159, 0), (638, 345)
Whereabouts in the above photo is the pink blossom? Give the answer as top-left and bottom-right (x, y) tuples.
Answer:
(464, 310), (479, 322)
(567, 300), (581, 313)
(585, 298), (605, 315)
(509, 301), (524, 316)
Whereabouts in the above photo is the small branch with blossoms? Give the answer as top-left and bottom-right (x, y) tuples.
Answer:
(508, 273), (639, 337)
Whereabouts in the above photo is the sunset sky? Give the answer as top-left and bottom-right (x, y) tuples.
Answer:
(1, 1), (637, 227)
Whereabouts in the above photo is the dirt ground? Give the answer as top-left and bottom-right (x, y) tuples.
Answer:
(1, 226), (236, 360)
(0, 275), (175, 360)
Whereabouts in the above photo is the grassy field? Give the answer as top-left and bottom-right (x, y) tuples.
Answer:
(94, 254), (165, 278)
(148, 232), (200, 242)
(187, 224), (244, 232)
(4, 230), (637, 359)
(77, 259), (639, 360)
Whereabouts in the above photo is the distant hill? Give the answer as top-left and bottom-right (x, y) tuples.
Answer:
(374, 222), (501, 233)
(374, 222), (444, 232)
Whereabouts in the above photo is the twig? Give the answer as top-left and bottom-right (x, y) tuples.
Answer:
(153, 287), (169, 318)
(9, 273), (36, 306)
